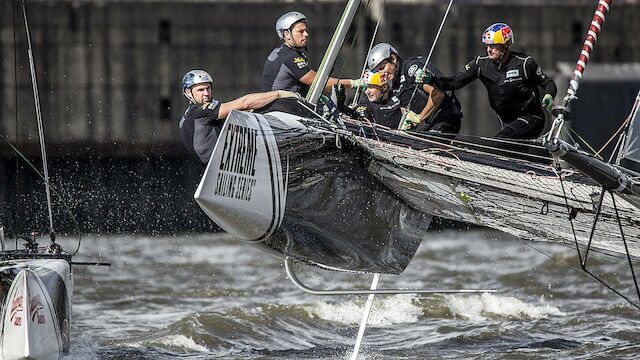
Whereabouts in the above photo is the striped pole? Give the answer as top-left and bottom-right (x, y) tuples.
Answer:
(564, 0), (613, 106)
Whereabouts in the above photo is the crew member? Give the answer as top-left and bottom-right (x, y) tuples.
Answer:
(417, 23), (557, 139)
(179, 69), (298, 164)
(365, 43), (462, 134)
(262, 11), (363, 96)
(354, 70), (402, 128)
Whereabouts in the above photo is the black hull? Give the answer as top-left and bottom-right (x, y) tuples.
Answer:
(196, 111), (430, 274)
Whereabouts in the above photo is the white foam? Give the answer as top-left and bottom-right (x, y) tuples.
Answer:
(444, 293), (565, 321)
(303, 295), (421, 327)
(154, 335), (208, 352)
(112, 335), (208, 353)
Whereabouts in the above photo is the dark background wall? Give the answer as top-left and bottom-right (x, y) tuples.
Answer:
(1, 0), (639, 234)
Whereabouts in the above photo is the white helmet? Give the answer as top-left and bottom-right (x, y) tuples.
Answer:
(182, 69), (213, 90)
(276, 11), (307, 40)
(367, 43), (399, 70)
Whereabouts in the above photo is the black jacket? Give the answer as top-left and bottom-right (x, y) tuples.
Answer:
(430, 51), (557, 122)
(398, 56), (463, 122)
(179, 101), (222, 164)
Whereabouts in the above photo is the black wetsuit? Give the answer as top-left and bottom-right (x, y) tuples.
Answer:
(262, 44), (311, 96)
(179, 100), (222, 165)
(430, 51), (557, 139)
(398, 57), (463, 134)
(355, 94), (402, 128)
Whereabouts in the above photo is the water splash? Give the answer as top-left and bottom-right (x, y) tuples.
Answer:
(303, 295), (421, 327)
(152, 335), (208, 352)
(444, 293), (565, 321)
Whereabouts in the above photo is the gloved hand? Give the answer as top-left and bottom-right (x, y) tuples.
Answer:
(318, 95), (330, 105)
(414, 68), (433, 84)
(542, 94), (554, 112)
(277, 90), (301, 100)
(399, 111), (421, 131)
(348, 78), (366, 90)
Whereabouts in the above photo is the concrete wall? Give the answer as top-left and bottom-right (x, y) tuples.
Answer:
(2, 1), (639, 153)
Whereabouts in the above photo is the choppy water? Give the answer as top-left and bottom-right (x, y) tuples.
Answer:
(60, 229), (640, 359)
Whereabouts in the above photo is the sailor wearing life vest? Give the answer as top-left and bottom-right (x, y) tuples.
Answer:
(178, 70), (298, 164)
(365, 43), (463, 134)
(417, 23), (557, 139)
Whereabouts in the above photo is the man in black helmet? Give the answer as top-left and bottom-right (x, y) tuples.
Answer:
(262, 11), (363, 97)
(365, 43), (463, 134)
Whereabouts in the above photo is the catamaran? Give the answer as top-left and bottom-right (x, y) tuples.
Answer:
(194, 0), (638, 356)
(0, 1), (108, 359)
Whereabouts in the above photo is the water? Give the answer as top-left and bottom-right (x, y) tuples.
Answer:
(61, 229), (640, 359)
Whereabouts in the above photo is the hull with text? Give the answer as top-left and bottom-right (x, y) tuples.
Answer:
(195, 110), (432, 274)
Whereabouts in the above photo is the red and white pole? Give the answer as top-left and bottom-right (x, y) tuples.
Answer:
(564, 0), (613, 105)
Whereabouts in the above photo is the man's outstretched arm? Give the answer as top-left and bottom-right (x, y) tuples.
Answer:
(218, 91), (299, 119)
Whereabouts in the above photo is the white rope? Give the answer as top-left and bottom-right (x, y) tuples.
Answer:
(401, 0), (455, 128)
(351, 0), (387, 107)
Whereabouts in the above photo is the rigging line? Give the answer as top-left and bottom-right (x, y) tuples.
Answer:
(351, 0), (386, 107)
(21, 0), (56, 239)
(0, 132), (83, 255)
(582, 188), (606, 266)
(517, 238), (640, 311)
(596, 110), (634, 158)
(426, 132), (548, 149)
(410, 133), (551, 162)
(568, 127), (603, 160)
(611, 193), (640, 303)
(558, 174), (640, 310)
(12, 0), (19, 234)
(558, 171), (584, 262)
(613, 91), (640, 164)
(336, 0), (372, 79)
(401, 0), (455, 126)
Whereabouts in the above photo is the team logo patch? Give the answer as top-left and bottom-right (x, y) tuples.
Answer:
(294, 56), (308, 69)
(506, 69), (520, 78)
(465, 64), (471, 71)
(536, 66), (543, 76)
(408, 64), (419, 78)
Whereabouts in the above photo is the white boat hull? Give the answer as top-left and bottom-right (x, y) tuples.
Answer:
(0, 259), (72, 360)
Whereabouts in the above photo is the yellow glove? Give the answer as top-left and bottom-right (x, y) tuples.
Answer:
(277, 90), (301, 99)
(542, 94), (554, 112)
(400, 111), (421, 131)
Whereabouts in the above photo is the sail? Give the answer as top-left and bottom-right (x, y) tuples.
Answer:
(619, 91), (640, 172)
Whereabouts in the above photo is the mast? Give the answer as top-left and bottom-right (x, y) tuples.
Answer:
(21, 0), (56, 239)
(306, 0), (362, 105)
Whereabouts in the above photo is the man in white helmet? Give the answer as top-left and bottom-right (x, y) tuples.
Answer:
(365, 43), (462, 134)
(179, 69), (298, 164)
(262, 11), (363, 97)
